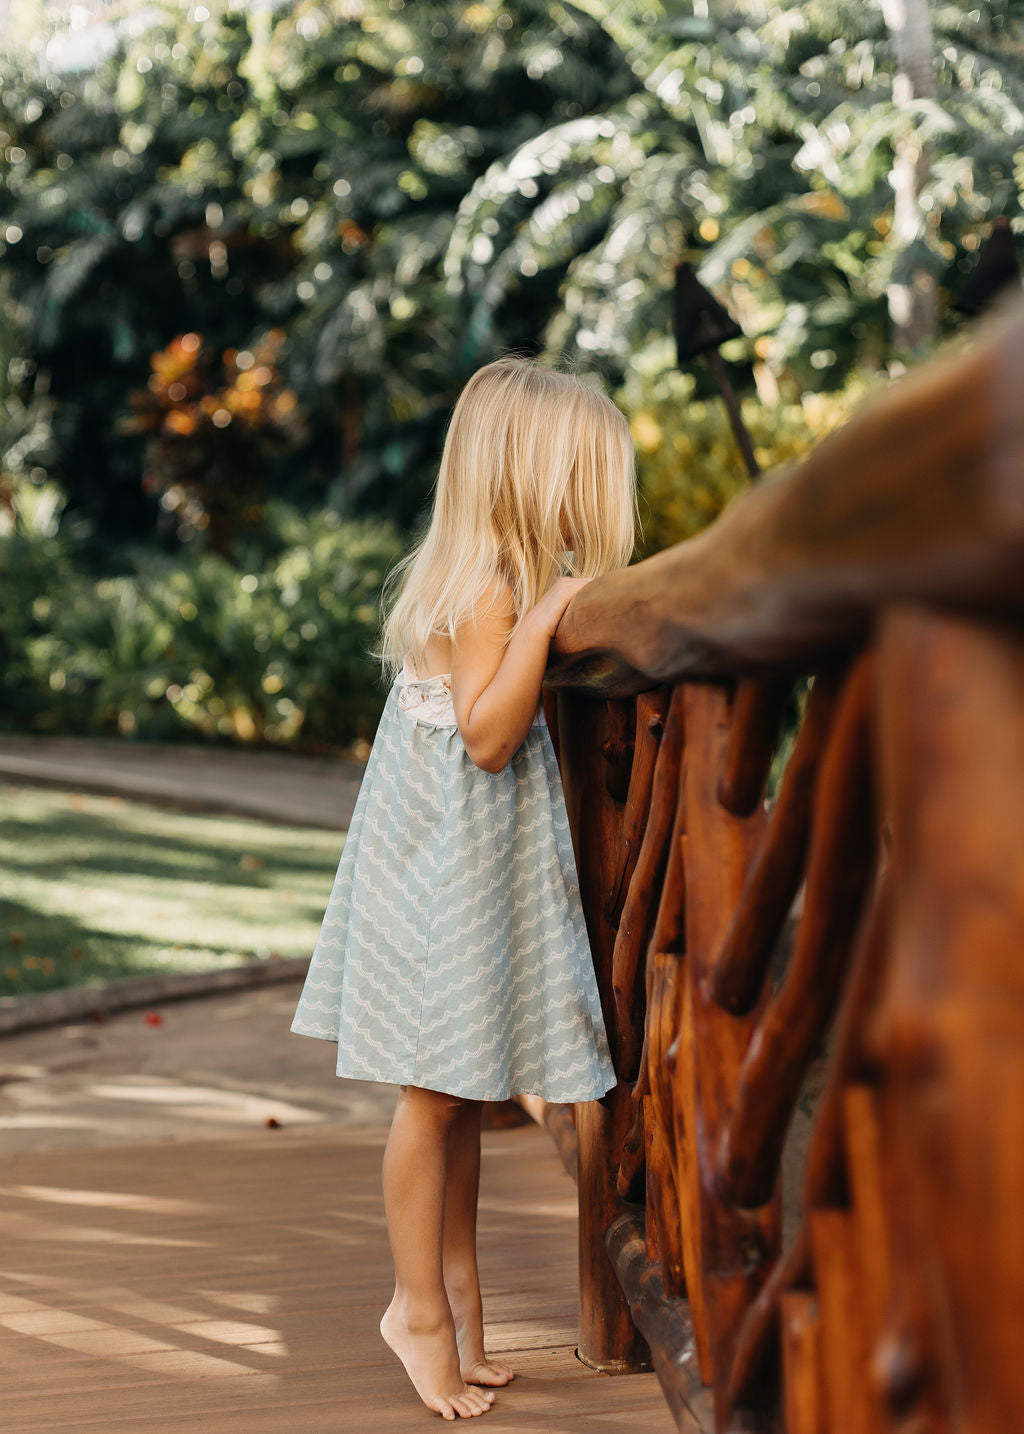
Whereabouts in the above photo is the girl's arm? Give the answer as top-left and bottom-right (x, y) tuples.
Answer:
(451, 577), (589, 773)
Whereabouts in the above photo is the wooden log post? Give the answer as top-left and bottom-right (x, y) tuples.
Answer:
(716, 655), (877, 1209)
(711, 669), (844, 1016)
(643, 688), (689, 1298)
(717, 675), (791, 817)
(610, 689), (671, 1082)
(675, 684), (782, 1425)
(556, 689), (651, 1373)
(726, 870), (894, 1414)
(615, 691), (675, 1204)
(871, 607), (1024, 1433)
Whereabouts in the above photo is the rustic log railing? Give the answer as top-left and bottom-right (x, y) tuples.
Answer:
(546, 302), (1024, 1433)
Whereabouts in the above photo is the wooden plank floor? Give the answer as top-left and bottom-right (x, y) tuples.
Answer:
(1, 1122), (676, 1432)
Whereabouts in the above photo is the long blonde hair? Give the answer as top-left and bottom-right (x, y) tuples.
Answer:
(380, 357), (636, 678)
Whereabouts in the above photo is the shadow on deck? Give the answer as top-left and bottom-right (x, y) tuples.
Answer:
(1, 1122), (674, 1433)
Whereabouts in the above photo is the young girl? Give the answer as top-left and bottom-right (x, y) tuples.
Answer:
(291, 356), (636, 1420)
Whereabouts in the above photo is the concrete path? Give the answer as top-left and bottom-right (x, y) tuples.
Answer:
(0, 981), (395, 1154)
(0, 734), (364, 831)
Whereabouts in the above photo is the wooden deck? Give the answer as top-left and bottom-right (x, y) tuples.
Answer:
(1, 1121), (675, 1432)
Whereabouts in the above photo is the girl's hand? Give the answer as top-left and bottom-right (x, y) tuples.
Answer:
(530, 576), (593, 638)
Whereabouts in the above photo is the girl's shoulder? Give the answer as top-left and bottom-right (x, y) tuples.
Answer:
(477, 574), (517, 619)
(450, 576), (517, 653)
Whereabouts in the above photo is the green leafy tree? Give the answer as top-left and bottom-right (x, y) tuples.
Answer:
(449, 0), (1024, 392)
(0, 0), (634, 545)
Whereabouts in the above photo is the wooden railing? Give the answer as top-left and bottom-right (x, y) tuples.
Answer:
(546, 302), (1024, 1433)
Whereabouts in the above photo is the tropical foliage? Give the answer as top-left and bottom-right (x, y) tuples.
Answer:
(121, 329), (304, 554)
(2, 491), (400, 745)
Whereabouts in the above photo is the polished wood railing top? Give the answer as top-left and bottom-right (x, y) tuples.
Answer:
(550, 302), (1024, 692)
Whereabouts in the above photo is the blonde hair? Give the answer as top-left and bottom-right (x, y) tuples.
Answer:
(380, 357), (636, 678)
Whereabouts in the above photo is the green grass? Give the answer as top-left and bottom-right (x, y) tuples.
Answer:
(0, 784), (345, 998)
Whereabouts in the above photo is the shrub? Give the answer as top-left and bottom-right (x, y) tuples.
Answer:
(0, 493), (403, 750)
(621, 366), (870, 555)
(119, 331), (305, 556)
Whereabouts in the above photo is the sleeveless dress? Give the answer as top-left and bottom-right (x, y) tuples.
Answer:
(290, 664), (617, 1103)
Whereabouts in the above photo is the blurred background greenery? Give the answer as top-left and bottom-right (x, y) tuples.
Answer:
(1, 0), (1022, 751)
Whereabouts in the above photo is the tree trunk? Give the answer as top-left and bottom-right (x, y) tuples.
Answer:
(879, 0), (939, 354)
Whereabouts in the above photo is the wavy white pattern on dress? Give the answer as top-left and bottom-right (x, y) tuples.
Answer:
(290, 672), (617, 1102)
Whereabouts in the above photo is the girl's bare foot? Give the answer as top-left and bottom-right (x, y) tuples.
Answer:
(381, 1299), (496, 1420)
(461, 1354), (515, 1387)
(447, 1283), (515, 1387)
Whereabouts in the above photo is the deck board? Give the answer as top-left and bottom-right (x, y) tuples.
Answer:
(2, 1122), (675, 1432)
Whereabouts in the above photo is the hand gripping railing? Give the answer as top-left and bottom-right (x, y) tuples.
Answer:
(545, 303), (1024, 1433)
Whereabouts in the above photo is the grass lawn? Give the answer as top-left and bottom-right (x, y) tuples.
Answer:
(0, 784), (344, 998)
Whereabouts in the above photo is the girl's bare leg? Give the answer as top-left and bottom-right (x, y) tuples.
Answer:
(379, 1085), (495, 1420)
(442, 1101), (515, 1387)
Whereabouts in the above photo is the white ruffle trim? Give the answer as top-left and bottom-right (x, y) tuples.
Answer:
(397, 663), (456, 727)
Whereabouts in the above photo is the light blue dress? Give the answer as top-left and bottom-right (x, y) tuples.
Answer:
(290, 667), (617, 1102)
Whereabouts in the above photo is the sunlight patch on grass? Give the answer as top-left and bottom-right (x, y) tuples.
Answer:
(0, 785), (343, 997)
